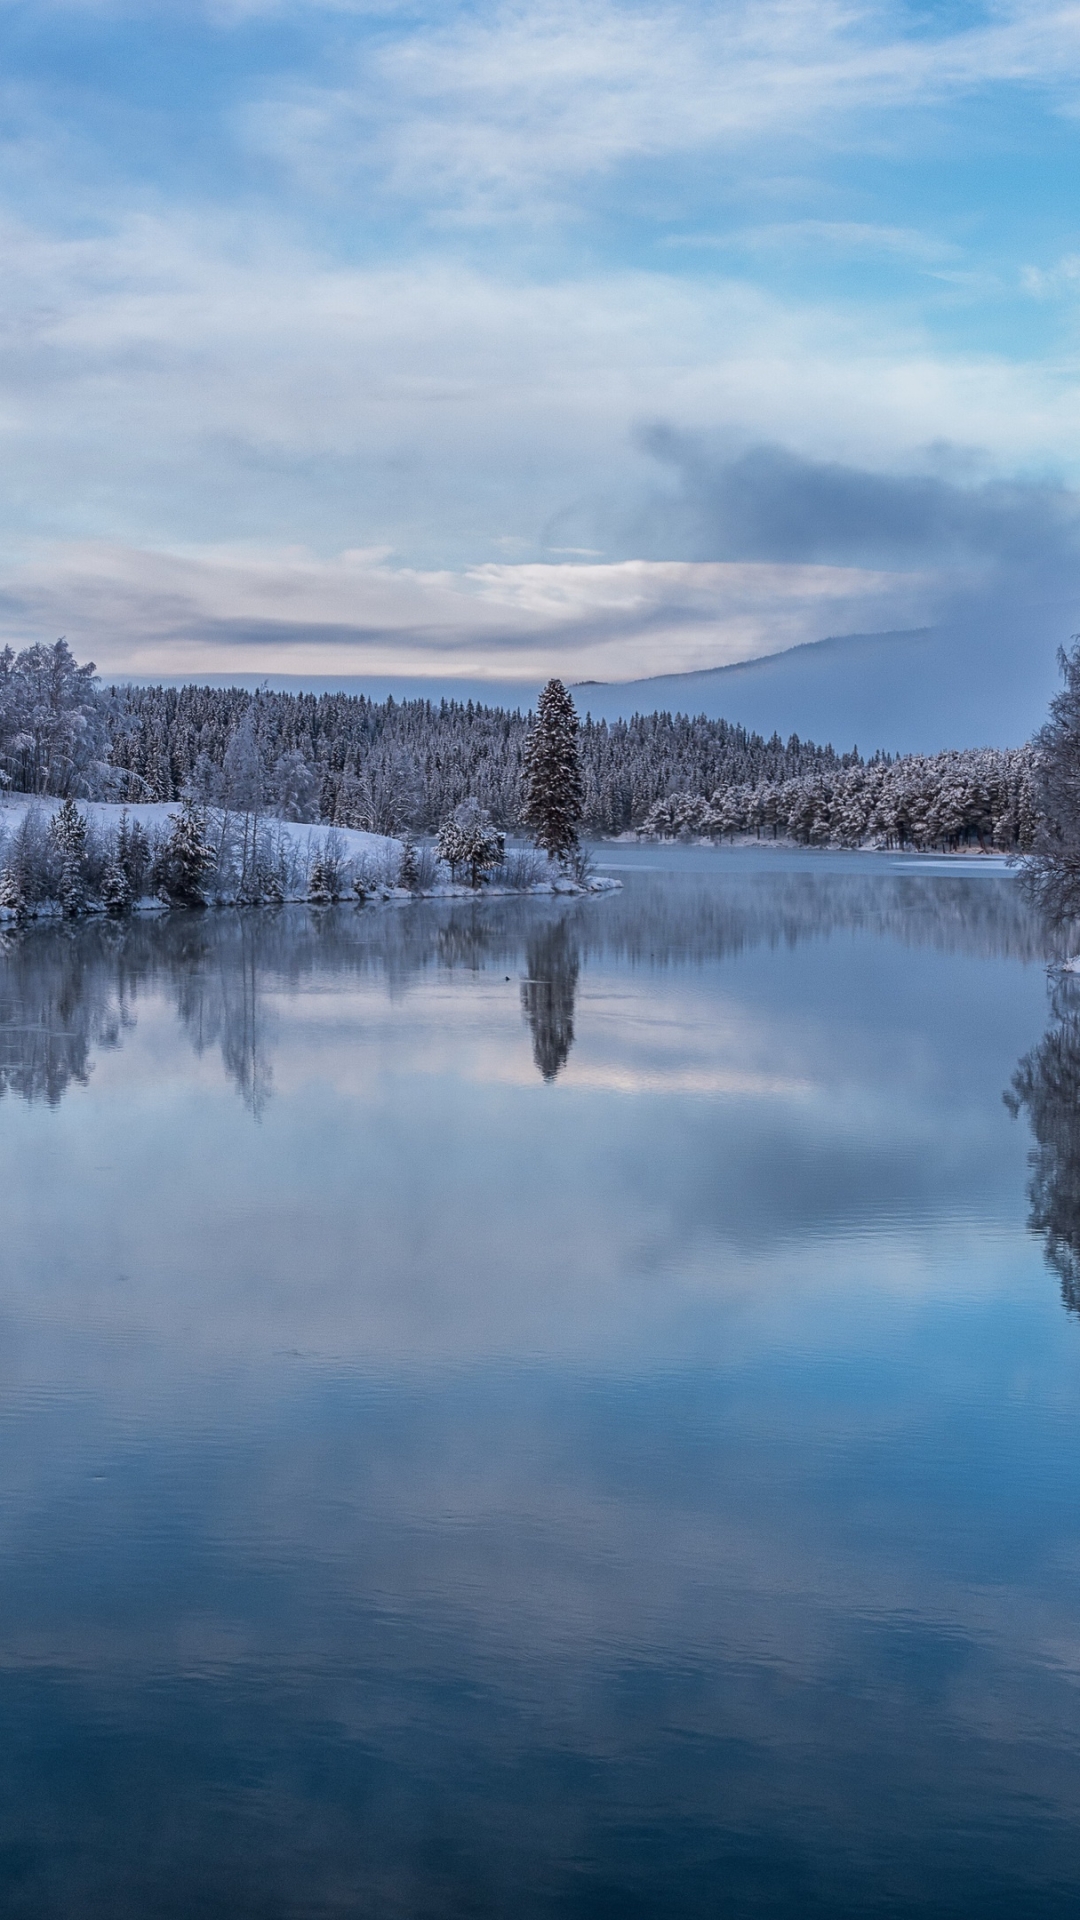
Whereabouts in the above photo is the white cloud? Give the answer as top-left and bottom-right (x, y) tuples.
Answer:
(2, 5), (1080, 678)
(0, 540), (941, 679)
(240, 1), (1080, 215)
(2, 211), (1077, 544)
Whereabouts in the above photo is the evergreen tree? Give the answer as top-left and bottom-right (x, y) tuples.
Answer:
(118, 814), (152, 899)
(435, 814), (466, 882)
(399, 831), (420, 892)
(51, 796), (89, 916)
(521, 680), (584, 862)
(101, 858), (132, 916)
(0, 861), (26, 919)
(308, 854), (331, 904)
(155, 796), (215, 906)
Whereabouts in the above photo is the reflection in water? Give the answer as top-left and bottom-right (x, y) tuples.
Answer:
(0, 869), (1059, 1114)
(1008, 971), (1080, 1311)
(0, 921), (131, 1105)
(172, 919), (275, 1119)
(3, 857), (1080, 1917)
(521, 918), (579, 1081)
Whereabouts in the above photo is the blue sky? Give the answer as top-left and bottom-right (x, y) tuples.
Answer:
(4, 0), (1080, 684)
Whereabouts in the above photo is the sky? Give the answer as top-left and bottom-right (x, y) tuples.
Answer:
(4, 0), (1080, 687)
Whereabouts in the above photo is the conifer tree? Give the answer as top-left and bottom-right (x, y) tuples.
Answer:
(399, 831), (420, 892)
(51, 796), (89, 916)
(118, 814), (152, 899)
(521, 679), (584, 862)
(0, 861), (26, 919)
(101, 858), (132, 916)
(435, 814), (466, 883)
(308, 856), (328, 903)
(155, 796), (215, 906)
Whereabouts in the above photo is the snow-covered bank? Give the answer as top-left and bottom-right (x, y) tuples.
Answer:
(0, 794), (399, 871)
(0, 795), (618, 920)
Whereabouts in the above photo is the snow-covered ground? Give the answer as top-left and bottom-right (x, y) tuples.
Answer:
(0, 793), (401, 869)
(0, 794), (619, 913)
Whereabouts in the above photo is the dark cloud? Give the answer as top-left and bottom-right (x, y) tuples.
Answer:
(618, 428), (1080, 574)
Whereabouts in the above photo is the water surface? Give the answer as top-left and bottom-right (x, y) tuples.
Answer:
(1, 849), (1079, 1918)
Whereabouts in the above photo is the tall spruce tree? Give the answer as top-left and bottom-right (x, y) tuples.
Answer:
(521, 679), (584, 862)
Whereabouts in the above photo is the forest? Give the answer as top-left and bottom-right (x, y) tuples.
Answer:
(0, 638), (1039, 865)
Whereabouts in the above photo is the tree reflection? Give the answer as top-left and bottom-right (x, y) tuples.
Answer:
(170, 918), (275, 1121)
(0, 872), (1064, 1114)
(0, 922), (129, 1105)
(1007, 971), (1080, 1312)
(520, 917), (580, 1083)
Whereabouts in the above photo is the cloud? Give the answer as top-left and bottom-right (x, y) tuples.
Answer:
(239, 1), (1080, 216)
(2, 4), (1080, 687)
(677, 221), (960, 266)
(0, 539), (939, 680)
(613, 429), (1080, 574)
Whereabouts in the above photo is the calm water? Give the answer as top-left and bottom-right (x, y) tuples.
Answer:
(2, 847), (1080, 1918)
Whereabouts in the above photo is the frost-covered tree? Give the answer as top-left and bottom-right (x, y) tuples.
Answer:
(101, 858), (132, 916)
(50, 796), (89, 916)
(271, 747), (318, 823)
(1017, 642), (1080, 921)
(0, 641), (107, 796)
(116, 812), (152, 900)
(435, 814), (466, 883)
(437, 799), (504, 887)
(308, 832), (347, 903)
(0, 860), (27, 919)
(154, 797), (215, 906)
(399, 831), (420, 892)
(522, 680), (584, 862)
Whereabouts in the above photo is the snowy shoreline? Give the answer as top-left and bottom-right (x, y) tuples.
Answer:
(0, 794), (620, 920)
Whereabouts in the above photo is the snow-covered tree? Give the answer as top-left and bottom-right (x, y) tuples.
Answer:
(154, 797), (215, 906)
(437, 799), (504, 887)
(101, 858), (132, 916)
(399, 831), (420, 892)
(0, 640), (107, 797)
(50, 797), (89, 916)
(522, 679), (584, 862)
(116, 812), (152, 900)
(1017, 642), (1080, 921)
(308, 831), (347, 903)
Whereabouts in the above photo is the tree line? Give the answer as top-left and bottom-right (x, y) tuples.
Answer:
(0, 636), (1045, 855)
(640, 746), (1037, 852)
(2, 641), (867, 829)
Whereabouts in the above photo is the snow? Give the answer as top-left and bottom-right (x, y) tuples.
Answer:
(0, 794), (619, 915)
(0, 794), (400, 868)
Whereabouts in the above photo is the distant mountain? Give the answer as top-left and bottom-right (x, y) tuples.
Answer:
(573, 617), (1068, 756)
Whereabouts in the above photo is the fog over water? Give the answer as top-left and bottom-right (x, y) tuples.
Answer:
(2, 849), (1080, 1917)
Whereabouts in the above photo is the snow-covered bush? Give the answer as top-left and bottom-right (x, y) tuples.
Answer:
(494, 845), (548, 889)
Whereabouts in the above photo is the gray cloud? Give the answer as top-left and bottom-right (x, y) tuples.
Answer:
(620, 428), (1080, 575)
